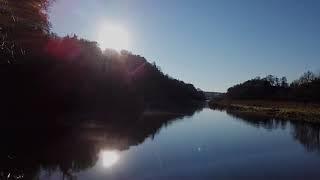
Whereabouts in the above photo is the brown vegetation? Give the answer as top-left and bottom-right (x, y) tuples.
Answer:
(209, 100), (320, 123)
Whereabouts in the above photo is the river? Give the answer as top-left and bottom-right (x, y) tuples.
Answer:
(2, 107), (320, 180)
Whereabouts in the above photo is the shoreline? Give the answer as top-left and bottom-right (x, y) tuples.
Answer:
(209, 100), (320, 123)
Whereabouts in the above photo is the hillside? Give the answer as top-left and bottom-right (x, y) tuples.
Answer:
(0, 0), (205, 125)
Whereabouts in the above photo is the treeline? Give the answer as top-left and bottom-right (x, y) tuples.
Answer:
(0, 0), (204, 123)
(226, 72), (320, 102)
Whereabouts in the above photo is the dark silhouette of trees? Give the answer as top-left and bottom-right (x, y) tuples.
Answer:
(0, 36), (204, 125)
(226, 75), (284, 100)
(281, 76), (288, 88)
(291, 71), (317, 87)
(3, 0), (52, 33)
(289, 71), (320, 102)
(0, 0), (54, 64)
(225, 72), (320, 102)
(0, 0), (205, 126)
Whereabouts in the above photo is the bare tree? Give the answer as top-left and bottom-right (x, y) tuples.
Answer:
(280, 76), (288, 88)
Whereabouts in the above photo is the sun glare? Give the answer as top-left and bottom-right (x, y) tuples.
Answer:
(101, 150), (120, 168)
(97, 23), (129, 51)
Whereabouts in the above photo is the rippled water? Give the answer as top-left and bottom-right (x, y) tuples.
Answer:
(2, 108), (320, 180)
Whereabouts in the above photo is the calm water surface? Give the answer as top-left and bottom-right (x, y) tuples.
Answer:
(3, 108), (320, 180)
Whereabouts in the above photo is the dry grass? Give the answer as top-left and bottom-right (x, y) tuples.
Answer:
(209, 100), (320, 123)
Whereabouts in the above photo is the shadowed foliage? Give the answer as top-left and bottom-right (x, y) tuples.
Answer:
(0, 0), (205, 127)
(226, 72), (320, 102)
(0, 0), (54, 63)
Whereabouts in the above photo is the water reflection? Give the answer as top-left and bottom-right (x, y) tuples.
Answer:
(222, 109), (320, 153)
(292, 122), (320, 152)
(3, 104), (320, 179)
(0, 105), (203, 180)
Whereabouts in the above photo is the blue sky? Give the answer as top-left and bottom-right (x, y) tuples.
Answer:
(49, 0), (320, 92)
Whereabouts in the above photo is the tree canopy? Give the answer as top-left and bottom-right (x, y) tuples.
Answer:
(1, 0), (54, 63)
(0, 2), (205, 121)
(226, 72), (320, 102)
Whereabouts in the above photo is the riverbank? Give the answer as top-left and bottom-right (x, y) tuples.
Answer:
(209, 100), (320, 123)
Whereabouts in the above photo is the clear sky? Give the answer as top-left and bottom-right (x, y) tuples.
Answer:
(49, 0), (320, 92)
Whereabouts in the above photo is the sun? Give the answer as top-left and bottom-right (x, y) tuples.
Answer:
(100, 150), (120, 168)
(97, 23), (129, 51)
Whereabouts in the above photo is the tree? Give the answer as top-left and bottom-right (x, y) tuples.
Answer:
(300, 71), (316, 84)
(264, 75), (275, 86)
(0, 0), (54, 63)
(291, 71), (316, 87)
(280, 77), (288, 88)
(275, 77), (280, 87)
(1, 0), (53, 33)
(225, 72), (320, 102)
(254, 76), (261, 80)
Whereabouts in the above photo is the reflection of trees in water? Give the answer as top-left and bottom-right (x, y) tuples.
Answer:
(291, 122), (320, 153)
(0, 105), (203, 180)
(224, 109), (320, 153)
(225, 110), (288, 130)
(0, 128), (99, 180)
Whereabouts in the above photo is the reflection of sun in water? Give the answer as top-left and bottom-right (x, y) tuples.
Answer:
(97, 23), (129, 51)
(101, 150), (120, 168)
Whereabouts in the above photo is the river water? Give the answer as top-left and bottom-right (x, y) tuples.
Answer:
(2, 108), (320, 180)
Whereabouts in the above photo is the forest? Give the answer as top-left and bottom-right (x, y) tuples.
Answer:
(0, 0), (205, 126)
(225, 72), (320, 102)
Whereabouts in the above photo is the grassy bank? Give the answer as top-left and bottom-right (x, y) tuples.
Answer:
(209, 100), (320, 123)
